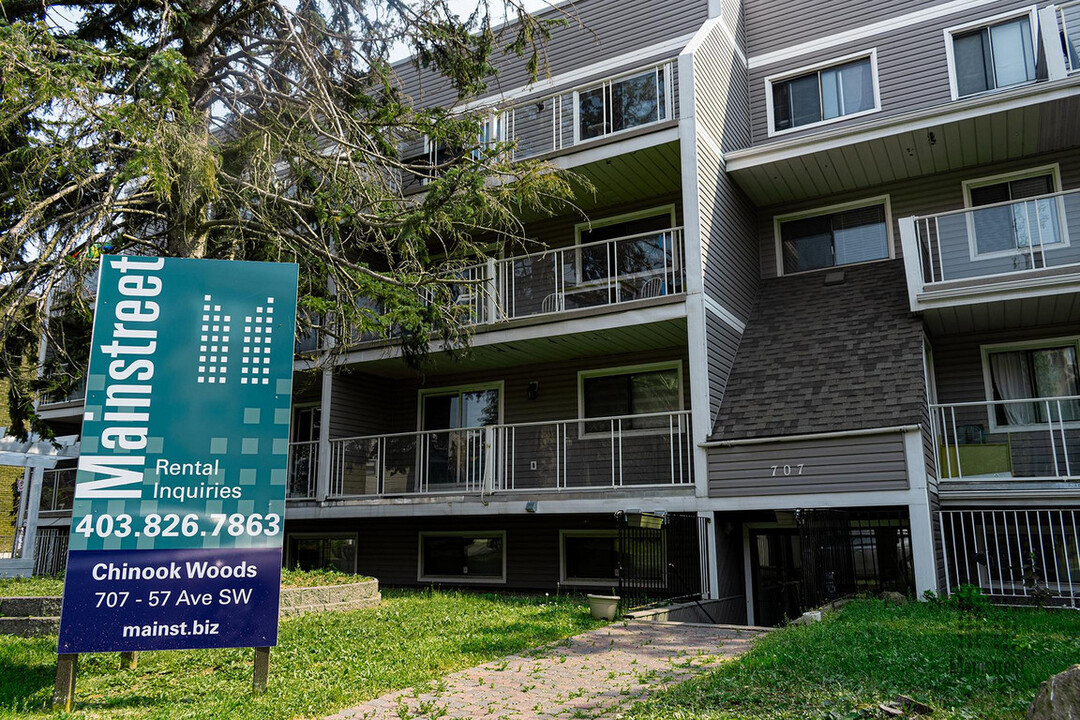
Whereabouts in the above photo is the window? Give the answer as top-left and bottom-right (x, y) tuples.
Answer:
(964, 167), (1066, 257)
(983, 338), (1080, 429)
(287, 534), (357, 573)
(776, 198), (891, 275)
(947, 11), (1037, 99)
(768, 52), (878, 134)
(419, 532), (506, 582)
(578, 362), (682, 433)
(559, 530), (664, 586)
(576, 65), (671, 142)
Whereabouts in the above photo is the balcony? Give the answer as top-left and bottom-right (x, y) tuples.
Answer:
(900, 190), (1080, 312)
(284, 410), (693, 501)
(931, 397), (1080, 486)
(342, 227), (686, 353)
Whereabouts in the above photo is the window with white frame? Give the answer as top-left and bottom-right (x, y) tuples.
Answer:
(419, 532), (506, 582)
(575, 206), (677, 286)
(964, 166), (1066, 257)
(946, 10), (1038, 99)
(983, 338), (1080, 429)
(578, 362), (682, 433)
(576, 65), (671, 142)
(768, 52), (878, 134)
(776, 198), (891, 274)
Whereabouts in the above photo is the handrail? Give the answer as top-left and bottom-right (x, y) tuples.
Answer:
(930, 395), (1080, 410)
(913, 188), (1079, 223)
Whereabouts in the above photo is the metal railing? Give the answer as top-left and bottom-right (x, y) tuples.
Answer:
(39, 468), (77, 512)
(910, 189), (1080, 286)
(930, 396), (1080, 481)
(939, 509), (1080, 607)
(325, 410), (693, 499)
(1059, 1), (1080, 74)
(287, 440), (320, 499)
(347, 227), (686, 342)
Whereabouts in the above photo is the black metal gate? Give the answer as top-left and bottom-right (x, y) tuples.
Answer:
(616, 511), (709, 610)
(797, 508), (915, 611)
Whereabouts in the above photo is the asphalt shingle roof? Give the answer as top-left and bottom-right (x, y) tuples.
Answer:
(710, 259), (927, 440)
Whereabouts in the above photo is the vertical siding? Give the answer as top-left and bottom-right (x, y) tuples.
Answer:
(757, 150), (1080, 279)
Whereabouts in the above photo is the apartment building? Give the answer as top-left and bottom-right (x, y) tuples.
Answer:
(10, 0), (1080, 624)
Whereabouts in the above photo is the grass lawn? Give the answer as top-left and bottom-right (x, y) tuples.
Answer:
(0, 589), (603, 719)
(628, 599), (1080, 720)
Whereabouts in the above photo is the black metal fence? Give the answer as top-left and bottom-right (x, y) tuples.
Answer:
(616, 511), (709, 610)
(798, 508), (915, 610)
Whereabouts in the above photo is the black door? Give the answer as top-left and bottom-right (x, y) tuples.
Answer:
(749, 529), (802, 626)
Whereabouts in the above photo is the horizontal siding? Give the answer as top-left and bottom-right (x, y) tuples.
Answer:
(758, 150), (1080, 279)
(931, 320), (1080, 407)
(396, 0), (707, 109)
(744, 0), (938, 57)
(746, 0), (1033, 146)
(708, 432), (910, 496)
(705, 313), (741, 424)
(691, 17), (760, 322)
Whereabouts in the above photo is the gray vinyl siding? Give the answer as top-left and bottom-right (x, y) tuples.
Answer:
(690, 16), (759, 322)
(758, 150), (1080, 279)
(705, 313), (741, 423)
(930, 322), (1080, 407)
(329, 372), (392, 439)
(743, 0), (938, 57)
(396, 0), (707, 110)
(707, 432), (910, 497)
(746, 0), (1035, 146)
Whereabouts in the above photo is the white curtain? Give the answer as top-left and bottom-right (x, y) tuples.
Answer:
(989, 352), (1037, 425)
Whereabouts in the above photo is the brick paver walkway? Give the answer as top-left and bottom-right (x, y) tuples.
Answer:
(326, 621), (768, 720)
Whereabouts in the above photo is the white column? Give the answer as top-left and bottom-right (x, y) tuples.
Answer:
(903, 429), (939, 597)
(21, 466), (45, 572)
(698, 510), (720, 600)
(316, 369), (333, 502)
(1040, 6), (1069, 80)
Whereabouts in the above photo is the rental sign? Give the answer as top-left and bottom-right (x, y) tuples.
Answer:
(57, 256), (299, 653)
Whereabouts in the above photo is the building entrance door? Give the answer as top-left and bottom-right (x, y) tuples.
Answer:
(749, 528), (802, 626)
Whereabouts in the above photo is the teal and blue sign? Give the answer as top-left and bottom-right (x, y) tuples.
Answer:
(58, 257), (299, 653)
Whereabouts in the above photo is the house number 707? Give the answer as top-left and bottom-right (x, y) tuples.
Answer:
(770, 464), (804, 477)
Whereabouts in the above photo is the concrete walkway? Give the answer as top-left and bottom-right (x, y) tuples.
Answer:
(326, 622), (768, 720)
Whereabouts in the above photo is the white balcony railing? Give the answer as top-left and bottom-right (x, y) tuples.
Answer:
(347, 227), (686, 346)
(287, 440), (320, 499)
(939, 509), (1080, 608)
(931, 396), (1080, 482)
(907, 189), (1080, 289)
(1058, 1), (1080, 74)
(321, 410), (693, 499)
